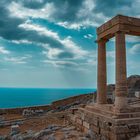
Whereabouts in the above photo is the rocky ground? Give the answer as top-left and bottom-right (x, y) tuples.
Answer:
(107, 75), (140, 98)
(0, 111), (94, 140)
(0, 93), (93, 140)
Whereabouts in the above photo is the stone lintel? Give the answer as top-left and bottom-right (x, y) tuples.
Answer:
(97, 15), (140, 40)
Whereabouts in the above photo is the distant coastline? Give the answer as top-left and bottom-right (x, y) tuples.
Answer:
(0, 88), (96, 109)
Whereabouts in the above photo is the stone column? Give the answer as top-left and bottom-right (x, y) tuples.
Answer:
(97, 39), (107, 104)
(115, 32), (128, 110)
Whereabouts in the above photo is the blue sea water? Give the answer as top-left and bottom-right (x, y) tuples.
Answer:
(0, 88), (96, 109)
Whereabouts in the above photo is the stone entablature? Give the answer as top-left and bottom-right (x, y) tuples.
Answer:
(97, 15), (140, 41)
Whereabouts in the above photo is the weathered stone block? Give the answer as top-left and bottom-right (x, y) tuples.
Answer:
(83, 121), (90, 129)
(76, 118), (83, 125)
(70, 115), (76, 122)
(83, 127), (89, 133)
(100, 128), (109, 137)
(117, 134), (126, 140)
(90, 124), (100, 134)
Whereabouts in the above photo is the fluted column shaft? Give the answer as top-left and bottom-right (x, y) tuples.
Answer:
(97, 40), (107, 104)
(115, 32), (128, 110)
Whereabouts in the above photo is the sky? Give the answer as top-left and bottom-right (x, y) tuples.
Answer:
(0, 0), (140, 88)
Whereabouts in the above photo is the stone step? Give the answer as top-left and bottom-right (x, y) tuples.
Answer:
(115, 112), (140, 119)
(84, 106), (140, 118)
(77, 107), (113, 120)
(85, 105), (114, 117)
(114, 117), (140, 125)
(76, 106), (140, 120)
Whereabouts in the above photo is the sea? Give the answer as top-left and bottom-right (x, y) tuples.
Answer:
(0, 88), (96, 109)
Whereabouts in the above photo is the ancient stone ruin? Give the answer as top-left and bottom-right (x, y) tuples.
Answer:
(68, 15), (140, 140)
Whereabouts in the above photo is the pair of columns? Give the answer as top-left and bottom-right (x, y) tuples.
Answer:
(97, 32), (128, 110)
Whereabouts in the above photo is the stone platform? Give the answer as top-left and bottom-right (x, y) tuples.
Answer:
(68, 104), (140, 140)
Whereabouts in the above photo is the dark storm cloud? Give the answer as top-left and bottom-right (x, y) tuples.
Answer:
(19, 0), (139, 18)
(50, 0), (83, 22)
(24, 34), (64, 49)
(21, 0), (83, 22)
(0, 0), (139, 44)
(0, 0), (23, 40)
(57, 51), (75, 59)
(22, 0), (83, 17)
(43, 0), (139, 26)
(0, 1), (30, 40)
(0, 16), (63, 49)
(48, 0), (139, 27)
(0, 0), (66, 50)
(0, 0), (89, 65)
(94, 0), (133, 17)
(21, 0), (46, 9)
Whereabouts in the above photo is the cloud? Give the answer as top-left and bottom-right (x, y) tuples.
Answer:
(57, 51), (75, 59)
(21, 0), (46, 9)
(111, 35), (140, 43)
(0, 2), (24, 40)
(0, 0), (139, 70)
(93, 0), (140, 20)
(129, 44), (140, 54)
(57, 22), (84, 30)
(107, 51), (115, 58)
(19, 21), (88, 60)
(0, 0), (139, 41)
(47, 0), (140, 29)
(42, 49), (96, 69)
(0, 0), (139, 44)
(0, 46), (10, 54)
(43, 48), (63, 60)
(60, 37), (88, 59)
(17, 20), (91, 67)
(19, 21), (59, 40)
(4, 55), (32, 64)
(4, 57), (26, 64)
(126, 35), (140, 43)
(8, 1), (55, 19)
(7, 0), (84, 29)
(43, 60), (78, 68)
(11, 40), (33, 44)
(6, 0), (108, 30)
(84, 34), (94, 39)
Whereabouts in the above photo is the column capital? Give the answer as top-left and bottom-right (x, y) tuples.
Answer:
(95, 38), (109, 44)
(115, 31), (126, 35)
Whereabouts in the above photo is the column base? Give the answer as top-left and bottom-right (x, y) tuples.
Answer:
(96, 101), (107, 105)
(114, 96), (128, 111)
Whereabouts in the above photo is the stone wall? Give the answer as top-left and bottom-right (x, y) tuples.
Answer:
(51, 93), (93, 110)
(67, 107), (140, 140)
(0, 105), (51, 115)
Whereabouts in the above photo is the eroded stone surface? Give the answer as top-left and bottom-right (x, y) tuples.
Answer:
(67, 104), (140, 140)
